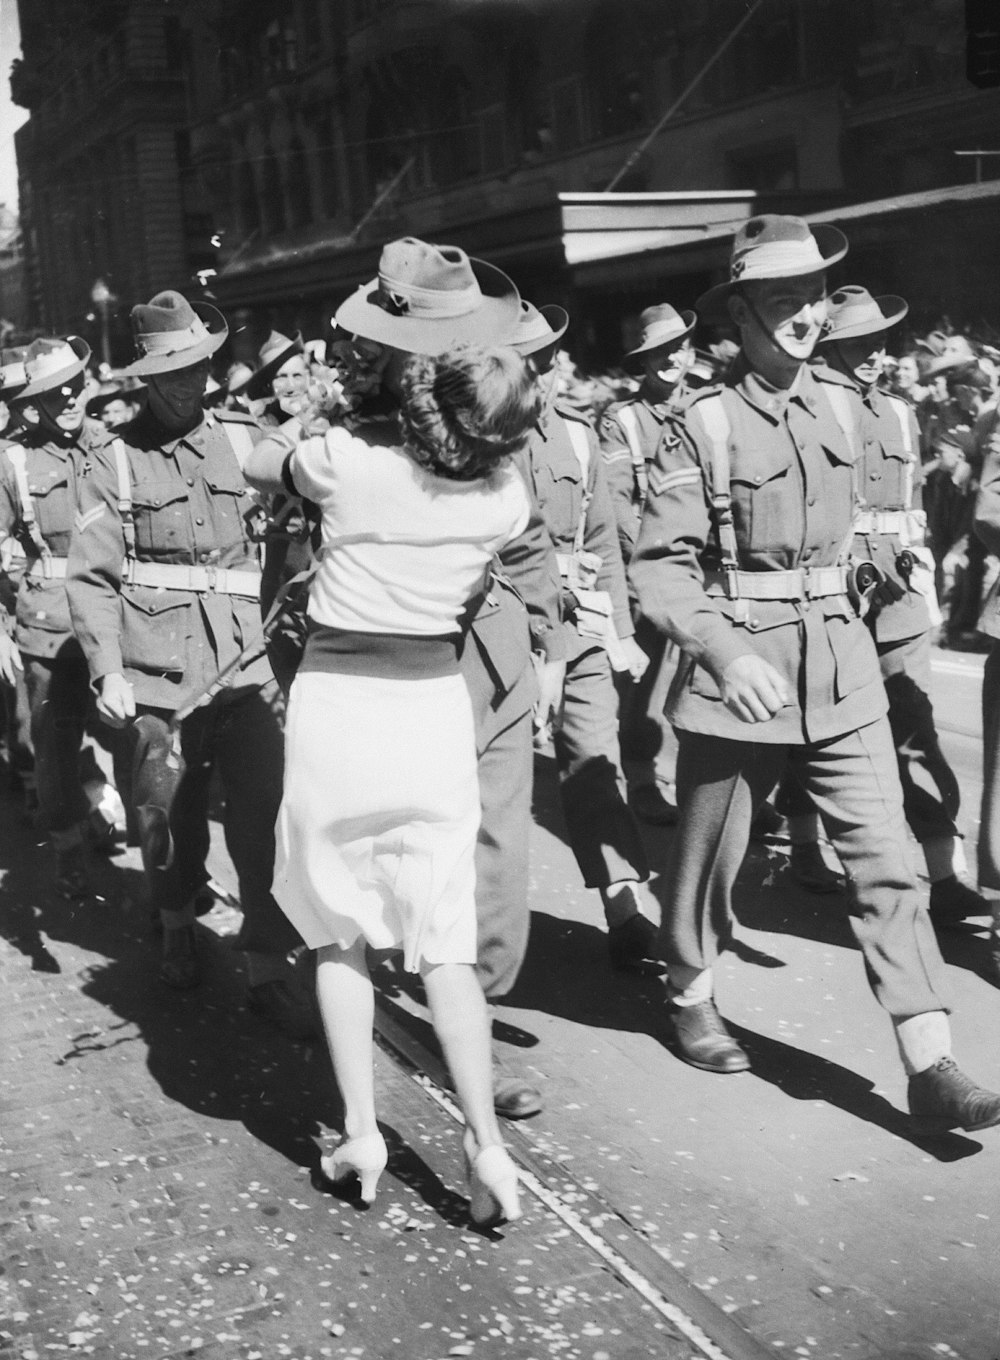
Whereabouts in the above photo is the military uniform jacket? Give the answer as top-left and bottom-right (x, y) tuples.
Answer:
(516, 403), (634, 643)
(597, 387), (678, 565)
(630, 359), (887, 745)
(0, 418), (109, 659)
(849, 379), (931, 643)
(66, 406), (273, 710)
(461, 498), (566, 745)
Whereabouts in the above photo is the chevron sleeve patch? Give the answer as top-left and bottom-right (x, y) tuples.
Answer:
(74, 504), (107, 534)
(647, 465), (702, 498)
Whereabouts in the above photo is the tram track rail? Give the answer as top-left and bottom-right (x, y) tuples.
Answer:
(373, 993), (777, 1360)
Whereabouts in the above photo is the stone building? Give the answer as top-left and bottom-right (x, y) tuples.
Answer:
(10, 0), (211, 362)
(11, 0), (1000, 366)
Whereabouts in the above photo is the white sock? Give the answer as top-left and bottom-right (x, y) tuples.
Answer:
(667, 966), (713, 1007)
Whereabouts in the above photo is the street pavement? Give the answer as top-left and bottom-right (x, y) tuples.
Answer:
(2, 648), (1000, 1360)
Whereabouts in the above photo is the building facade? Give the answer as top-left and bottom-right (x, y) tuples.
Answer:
(11, 0), (1000, 367)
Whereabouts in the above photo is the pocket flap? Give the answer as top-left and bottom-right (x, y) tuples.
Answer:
(132, 480), (189, 511)
(730, 444), (793, 487)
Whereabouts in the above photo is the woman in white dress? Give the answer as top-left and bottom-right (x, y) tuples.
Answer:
(245, 243), (536, 1228)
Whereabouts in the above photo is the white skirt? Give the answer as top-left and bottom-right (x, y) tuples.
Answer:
(273, 669), (479, 972)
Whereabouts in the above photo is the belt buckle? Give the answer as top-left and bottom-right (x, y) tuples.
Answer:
(204, 563), (218, 592)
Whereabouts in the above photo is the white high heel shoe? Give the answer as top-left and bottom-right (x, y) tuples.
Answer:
(320, 1132), (388, 1206)
(466, 1143), (522, 1229)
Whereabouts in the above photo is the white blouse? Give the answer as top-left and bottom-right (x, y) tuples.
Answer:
(290, 421), (530, 636)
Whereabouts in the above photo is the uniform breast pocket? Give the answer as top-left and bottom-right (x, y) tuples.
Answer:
(120, 588), (190, 674)
(131, 480), (190, 554)
(729, 445), (794, 550)
(206, 472), (254, 548)
(535, 457), (582, 542)
(29, 471), (72, 535)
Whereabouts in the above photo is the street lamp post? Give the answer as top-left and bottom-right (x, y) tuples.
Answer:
(90, 279), (114, 371)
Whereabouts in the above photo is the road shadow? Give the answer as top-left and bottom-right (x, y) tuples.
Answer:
(720, 1020), (986, 1163)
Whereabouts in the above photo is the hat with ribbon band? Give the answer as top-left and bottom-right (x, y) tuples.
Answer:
(334, 238), (521, 356)
(818, 285), (908, 344)
(622, 303), (696, 371)
(14, 336), (91, 403)
(510, 300), (570, 357)
(239, 330), (306, 399)
(0, 346), (28, 399)
(122, 291), (228, 377)
(697, 214), (848, 323)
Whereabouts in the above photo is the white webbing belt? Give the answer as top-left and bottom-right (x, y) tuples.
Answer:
(125, 560), (261, 598)
(27, 556), (67, 580)
(704, 564), (849, 601)
(854, 509), (910, 536)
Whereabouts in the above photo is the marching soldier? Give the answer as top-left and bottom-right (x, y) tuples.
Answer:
(513, 302), (659, 970)
(631, 215), (1000, 1131)
(814, 286), (988, 922)
(66, 291), (312, 1037)
(0, 337), (114, 895)
(597, 304), (696, 826)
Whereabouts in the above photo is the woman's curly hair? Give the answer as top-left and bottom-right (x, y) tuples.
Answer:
(398, 344), (541, 481)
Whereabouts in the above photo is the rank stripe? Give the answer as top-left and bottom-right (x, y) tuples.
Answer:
(74, 503), (107, 533)
(648, 466), (702, 497)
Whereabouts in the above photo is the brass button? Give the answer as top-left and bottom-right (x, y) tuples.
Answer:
(186, 477), (195, 487)
(753, 474), (762, 484)
(807, 496), (817, 506)
(195, 517), (204, 526)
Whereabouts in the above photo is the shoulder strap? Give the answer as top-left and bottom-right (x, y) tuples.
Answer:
(110, 438), (136, 562)
(4, 444), (50, 560)
(617, 404), (648, 501)
(560, 415), (593, 556)
(885, 394), (915, 509)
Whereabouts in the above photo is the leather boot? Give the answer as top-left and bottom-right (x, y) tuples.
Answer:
(908, 1056), (1000, 1133)
(928, 875), (990, 929)
(788, 842), (843, 894)
(670, 999), (750, 1073)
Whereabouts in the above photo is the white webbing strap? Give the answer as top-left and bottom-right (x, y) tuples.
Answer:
(561, 415), (593, 558)
(4, 443), (52, 569)
(617, 404), (648, 503)
(822, 383), (857, 461)
(696, 395), (750, 624)
(110, 438), (136, 565)
(218, 418), (255, 470)
(885, 394), (915, 511)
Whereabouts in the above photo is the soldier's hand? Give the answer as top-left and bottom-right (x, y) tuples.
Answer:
(97, 673), (136, 728)
(719, 654), (790, 723)
(619, 636), (650, 683)
(0, 633), (21, 688)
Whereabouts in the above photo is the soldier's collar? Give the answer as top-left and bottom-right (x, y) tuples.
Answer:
(737, 363), (806, 418)
(159, 412), (210, 455)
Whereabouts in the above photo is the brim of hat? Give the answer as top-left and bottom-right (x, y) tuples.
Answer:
(511, 305), (570, 357)
(15, 338), (91, 403)
(622, 311), (697, 369)
(120, 301), (229, 377)
(0, 379), (27, 400)
(241, 333), (305, 398)
(819, 296), (909, 343)
(696, 224), (849, 324)
(334, 257), (522, 355)
(925, 348), (977, 377)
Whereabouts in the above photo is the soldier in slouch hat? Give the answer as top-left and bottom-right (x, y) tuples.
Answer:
(66, 291), (313, 1037)
(631, 215), (1000, 1132)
